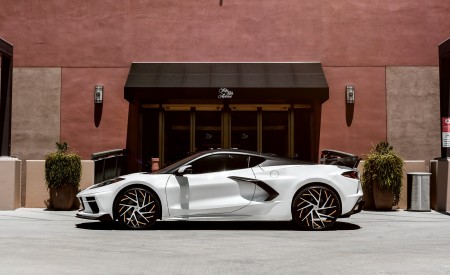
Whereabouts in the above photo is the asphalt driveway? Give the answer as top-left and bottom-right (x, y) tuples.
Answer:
(1, 209), (450, 274)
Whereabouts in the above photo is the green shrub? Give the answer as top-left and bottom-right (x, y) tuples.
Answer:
(45, 142), (81, 189)
(362, 141), (404, 205)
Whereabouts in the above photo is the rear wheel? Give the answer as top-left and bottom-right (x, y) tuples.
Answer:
(292, 185), (341, 230)
(114, 187), (160, 229)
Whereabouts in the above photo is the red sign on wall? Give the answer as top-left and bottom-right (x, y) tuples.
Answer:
(443, 118), (450, 147)
(443, 118), (450, 132)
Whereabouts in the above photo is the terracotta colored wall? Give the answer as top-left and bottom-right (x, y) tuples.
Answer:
(60, 68), (129, 159)
(0, 1), (448, 67)
(1, 1), (449, 162)
(320, 67), (387, 158)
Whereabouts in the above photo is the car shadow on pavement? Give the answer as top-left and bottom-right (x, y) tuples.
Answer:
(75, 220), (360, 231)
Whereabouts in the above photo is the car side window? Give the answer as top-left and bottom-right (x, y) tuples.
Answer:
(226, 154), (250, 171)
(190, 154), (250, 174)
(249, 156), (265, 167)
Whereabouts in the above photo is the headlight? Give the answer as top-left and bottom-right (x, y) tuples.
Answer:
(90, 177), (125, 190)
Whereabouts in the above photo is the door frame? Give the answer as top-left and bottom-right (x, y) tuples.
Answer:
(141, 103), (312, 168)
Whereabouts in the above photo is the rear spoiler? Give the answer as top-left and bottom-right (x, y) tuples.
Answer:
(320, 150), (361, 169)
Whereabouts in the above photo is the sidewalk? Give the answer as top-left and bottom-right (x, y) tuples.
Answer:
(1, 209), (450, 274)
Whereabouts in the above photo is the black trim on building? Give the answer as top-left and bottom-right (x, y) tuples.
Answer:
(124, 62), (329, 104)
(440, 38), (450, 158)
(0, 37), (13, 156)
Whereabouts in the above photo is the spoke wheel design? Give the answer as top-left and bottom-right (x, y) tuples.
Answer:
(114, 187), (160, 229)
(292, 185), (341, 230)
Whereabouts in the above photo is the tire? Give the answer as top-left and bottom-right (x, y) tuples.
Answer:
(292, 185), (341, 230)
(114, 187), (161, 229)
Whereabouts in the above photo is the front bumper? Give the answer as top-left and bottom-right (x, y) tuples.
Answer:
(76, 211), (112, 221)
(76, 193), (113, 221)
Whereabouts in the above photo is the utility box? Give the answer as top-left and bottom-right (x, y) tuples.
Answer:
(407, 172), (431, 212)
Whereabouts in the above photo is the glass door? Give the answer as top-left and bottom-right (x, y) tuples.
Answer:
(164, 110), (191, 166)
(143, 103), (311, 170)
(195, 111), (222, 151)
(262, 111), (289, 157)
(230, 110), (257, 151)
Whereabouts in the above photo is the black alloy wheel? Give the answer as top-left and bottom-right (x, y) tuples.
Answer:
(114, 187), (160, 229)
(292, 185), (341, 230)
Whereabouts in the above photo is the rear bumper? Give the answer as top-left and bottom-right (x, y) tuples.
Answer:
(340, 197), (364, 218)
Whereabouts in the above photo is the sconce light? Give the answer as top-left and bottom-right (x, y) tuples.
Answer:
(94, 85), (104, 104)
(346, 85), (355, 104)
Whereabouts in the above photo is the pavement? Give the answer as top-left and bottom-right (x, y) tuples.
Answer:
(1, 209), (450, 275)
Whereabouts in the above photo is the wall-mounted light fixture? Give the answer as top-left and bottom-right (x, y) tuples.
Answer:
(346, 85), (355, 104)
(94, 85), (104, 104)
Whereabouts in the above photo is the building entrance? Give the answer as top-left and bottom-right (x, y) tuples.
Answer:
(124, 62), (329, 173)
(141, 104), (312, 170)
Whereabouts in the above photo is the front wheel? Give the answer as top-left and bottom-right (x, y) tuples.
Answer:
(114, 187), (160, 229)
(292, 185), (341, 230)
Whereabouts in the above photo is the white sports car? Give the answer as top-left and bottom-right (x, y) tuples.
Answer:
(76, 149), (364, 230)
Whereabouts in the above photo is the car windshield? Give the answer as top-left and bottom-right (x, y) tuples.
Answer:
(152, 152), (205, 174)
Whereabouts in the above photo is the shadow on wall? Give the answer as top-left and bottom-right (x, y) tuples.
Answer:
(94, 103), (102, 127)
(346, 102), (354, 127)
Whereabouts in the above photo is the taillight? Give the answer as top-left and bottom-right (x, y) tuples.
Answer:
(342, 171), (359, 179)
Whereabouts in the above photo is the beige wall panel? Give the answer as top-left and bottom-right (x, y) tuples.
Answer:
(358, 160), (428, 210)
(0, 157), (21, 210)
(386, 67), (440, 161)
(397, 161), (428, 210)
(11, 68), (61, 160)
(26, 160), (94, 208)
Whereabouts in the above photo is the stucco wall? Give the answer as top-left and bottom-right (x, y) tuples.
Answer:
(11, 68), (61, 160)
(386, 67), (440, 160)
(10, 67), (61, 206)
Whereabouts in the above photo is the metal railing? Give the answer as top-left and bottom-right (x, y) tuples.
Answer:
(91, 149), (126, 184)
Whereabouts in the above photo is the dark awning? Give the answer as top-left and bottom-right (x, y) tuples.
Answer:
(124, 62), (329, 104)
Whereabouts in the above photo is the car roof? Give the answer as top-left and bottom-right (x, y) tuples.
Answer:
(203, 149), (312, 166)
(207, 149), (275, 156)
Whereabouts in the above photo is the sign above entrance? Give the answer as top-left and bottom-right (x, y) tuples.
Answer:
(218, 88), (234, 99)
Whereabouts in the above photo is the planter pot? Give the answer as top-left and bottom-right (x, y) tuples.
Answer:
(373, 183), (394, 210)
(49, 185), (78, 210)
(362, 185), (375, 210)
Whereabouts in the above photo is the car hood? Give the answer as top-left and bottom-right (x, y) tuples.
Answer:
(78, 172), (173, 195)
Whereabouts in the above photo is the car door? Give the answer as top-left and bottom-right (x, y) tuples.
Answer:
(165, 153), (256, 218)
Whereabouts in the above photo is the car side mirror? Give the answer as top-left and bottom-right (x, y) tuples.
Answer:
(177, 165), (193, 176)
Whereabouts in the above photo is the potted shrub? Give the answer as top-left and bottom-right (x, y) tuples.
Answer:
(362, 142), (404, 210)
(45, 142), (81, 210)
